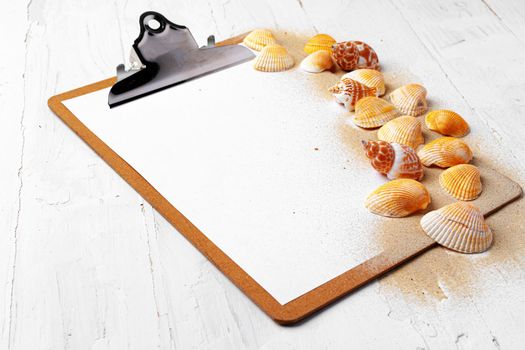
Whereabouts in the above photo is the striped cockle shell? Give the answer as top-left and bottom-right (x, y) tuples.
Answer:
(420, 202), (492, 253)
(377, 115), (424, 149)
(425, 110), (470, 137)
(353, 97), (400, 128)
(328, 78), (376, 111)
(300, 50), (333, 73)
(417, 137), (473, 168)
(243, 29), (277, 51)
(439, 164), (482, 201)
(389, 84), (428, 117)
(342, 69), (385, 96)
(304, 34), (336, 54)
(365, 179), (431, 218)
(253, 44), (294, 72)
(361, 140), (424, 181)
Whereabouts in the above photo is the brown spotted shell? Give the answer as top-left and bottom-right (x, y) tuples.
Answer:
(361, 140), (424, 181)
(377, 115), (424, 149)
(420, 202), (492, 253)
(332, 41), (380, 71)
(328, 78), (376, 111)
(365, 179), (431, 218)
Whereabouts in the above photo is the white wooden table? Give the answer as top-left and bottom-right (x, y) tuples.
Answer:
(2, 0), (525, 348)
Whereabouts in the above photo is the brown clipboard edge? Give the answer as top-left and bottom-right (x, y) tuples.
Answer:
(47, 35), (523, 325)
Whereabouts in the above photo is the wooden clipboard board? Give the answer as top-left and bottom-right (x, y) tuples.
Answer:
(48, 33), (522, 324)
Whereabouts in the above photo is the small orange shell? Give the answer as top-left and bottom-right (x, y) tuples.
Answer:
(417, 137), (473, 168)
(354, 97), (400, 128)
(365, 179), (431, 218)
(420, 202), (492, 253)
(425, 110), (470, 137)
(439, 164), (482, 200)
(377, 115), (424, 149)
(243, 29), (277, 51)
(361, 140), (424, 180)
(331, 41), (359, 71)
(389, 84), (428, 117)
(300, 50), (333, 73)
(253, 44), (294, 72)
(342, 69), (385, 96)
(304, 34), (336, 54)
(328, 78), (376, 111)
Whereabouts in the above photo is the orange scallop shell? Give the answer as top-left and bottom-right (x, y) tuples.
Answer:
(425, 110), (470, 137)
(439, 164), (482, 200)
(365, 179), (431, 218)
(389, 84), (428, 117)
(353, 97), (400, 128)
(243, 29), (277, 51)
(417, 137), (473, 168)
(377, 115), (424, 149)
(304, 34), (336, 54)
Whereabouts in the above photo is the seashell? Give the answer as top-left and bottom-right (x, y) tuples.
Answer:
(300, 50), (333, 73)
(328, 78), (376, 111)
(304, 34), (336, 54)
(342, 69), (385, 96)
(389, 84), (428, 117)
(253, 44), (294, 72)
(332, 41), (380, 71)
(420, 202), (492, 253)
(331, 41), (359, 71)
(352, 41), (380, 70)
(353, 97), (400, 128)
(243, 29), (277, 51)
(365, 179), (431, 218)
(417, 137), (473, 168)
(361, 140), (424, 180)
(425, 110), (470, 137)
(439, 164), (482, 201)
(377, 115), (424, 149)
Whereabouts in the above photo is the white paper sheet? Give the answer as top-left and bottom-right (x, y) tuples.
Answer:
(63, 36), (386, 304)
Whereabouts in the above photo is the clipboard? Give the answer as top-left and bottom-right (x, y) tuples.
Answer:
(48, 32), (522, 324)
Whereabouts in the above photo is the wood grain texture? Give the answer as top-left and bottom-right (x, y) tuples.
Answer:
(3, 0), (525, 348)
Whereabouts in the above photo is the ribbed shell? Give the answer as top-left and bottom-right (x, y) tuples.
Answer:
(328, 78), (376, 111)
(377, 115), (424, 149)
(439, 164), (482, 200)
(420, 202), (492, 253)
(353, 97), (400, 128)
(253, 44), (294, 72)
(300, 50), (333, 73)
(352, 41), (380, 70)
(425, 110), (470, 137)
(304, 34), (336, 54)
(342, 69), (385, 96)
(331, 41), (359, 71)
(243, 29), (277, 51)
(389, 84), (428, 117)
(361, 140), (424, 180)
(365, 179), (431, 218)
(417, 137), (473, 168)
